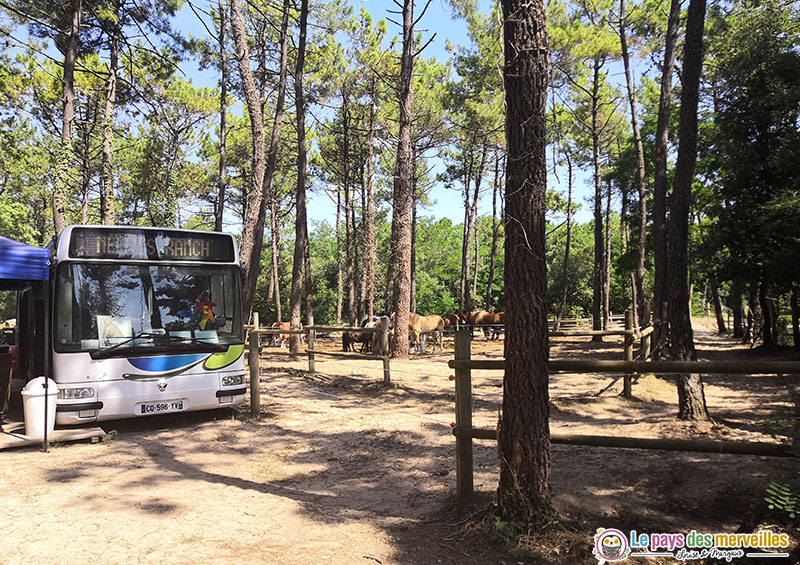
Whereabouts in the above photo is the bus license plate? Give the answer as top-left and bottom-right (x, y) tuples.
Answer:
(138, 400), (186, 415)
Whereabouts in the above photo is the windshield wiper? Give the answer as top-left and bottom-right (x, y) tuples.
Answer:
(90, 331), (159, 359)
(90, 331), (228, 359)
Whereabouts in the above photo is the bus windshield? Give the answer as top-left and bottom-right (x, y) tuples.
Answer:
(54, 262), (243, 354)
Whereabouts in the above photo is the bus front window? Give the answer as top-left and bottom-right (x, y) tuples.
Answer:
(54, 263), (243, 353)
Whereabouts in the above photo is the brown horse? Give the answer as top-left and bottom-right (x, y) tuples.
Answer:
(461, 310), (504, 339)
(269, 322), (291, 347)
(270, 322), (306, 347)
(442, 313), (462, 329)
(408, 313), (445, 353)
(342, 329), (372, 352)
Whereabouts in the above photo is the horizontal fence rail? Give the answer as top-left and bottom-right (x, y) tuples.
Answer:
(449, 318), (800, 497)
(246, 313), (392, 415)
(449, 359), (800, 375)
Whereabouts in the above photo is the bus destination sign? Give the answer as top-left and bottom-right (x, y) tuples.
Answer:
(69, 228), (235, 262)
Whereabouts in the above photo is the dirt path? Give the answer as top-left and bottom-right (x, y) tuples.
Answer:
(1, 319), (798, 563)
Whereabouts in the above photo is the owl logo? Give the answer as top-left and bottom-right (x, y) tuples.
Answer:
(593, 528), (631, 563)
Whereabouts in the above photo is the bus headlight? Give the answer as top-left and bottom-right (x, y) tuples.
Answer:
(222, 374), (244, 387)
(58, 386), (95, 400)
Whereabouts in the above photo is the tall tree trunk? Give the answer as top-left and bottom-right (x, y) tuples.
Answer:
(304, 237), (314, 329)
(100, 3), (120, 226)
(271, 200), (282, 321)
(759, 281), (774, 346)
(791, 285), (799, 349)
(230, 0), (266, 321)
(78, 103), (94, 224)
(619, 157), (637, 324)
(732, 278), (744, 338)
(411, 188), (417, 314)
(54, 0), (82, 234)
(353, 202), (362, 320)
(263, 0), (291, 321)
(459, 146), (476, 312)
(343, 88), (356, 326)
(364, 82), (377, 318)
(471, 142), (488, 305)
(652, 0), (681, 321)
(591, 58), (604, 339)
(619, 0), (647, 328)
(666, 0), (708, 420)
(746, 280), (762, 345)
(342, 88), (355, 325)
(554, 153), (573, 331)
(710, 276), (727, 333)
(499, 0), (551, 523)
(289, 0), (311, 355)
(389, 0), (415, 360)
(485, 149), (502, 311)
(335, 190), (343, 324)
(215, 0), (228, 232)
(603, 178), (612, 330)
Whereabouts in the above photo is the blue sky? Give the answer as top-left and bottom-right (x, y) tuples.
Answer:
(176, 0), (596, 230)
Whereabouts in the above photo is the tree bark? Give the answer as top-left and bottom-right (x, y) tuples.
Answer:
(759, 281), (774, 346)
(53, 0), (82, 234)
(732, 278), (744, 338)
(230, 0), (266, 321)
(471, 142), (488, 305)
(336, 189), (343, 324)
(388, 0), (415, 360)
(652, 0), (681, 321)
(411, 188), (417, 314)
(554, 153), (573, 331)
(619, 0), (647, 328)
(100, 1), (120, 226)
(485, 148), (502, 311)
(603, 178), (612, 330)
(364, 79), (377, 319)
(290, 0), (311, 355)
(459, 143), (476, 313)
(746, 280), (762, 345)
(710, 276), (727, 333)
(262, 0), (291, 320)
(791, 285), (799, 350)
(270, 198), (282, 321)
(499, 0), (552, 523)
(214, 0), (228, 232)
(591, 58), (604, 339)
(666, 0), (708, 420)
(342, 87), (356, 325)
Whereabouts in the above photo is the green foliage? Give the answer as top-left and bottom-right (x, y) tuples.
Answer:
(708, 0), (800, 285)
(766, 480), (800, 521)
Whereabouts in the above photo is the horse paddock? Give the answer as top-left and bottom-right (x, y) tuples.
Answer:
(1, 318), (798, 564)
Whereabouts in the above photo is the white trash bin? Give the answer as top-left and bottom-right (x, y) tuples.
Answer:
(22, 377), (58, 439)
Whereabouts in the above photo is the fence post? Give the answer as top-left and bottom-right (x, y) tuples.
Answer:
(381, 317), (391, 386)
(307, 327), (316, 374)
(249, 312), (261, 416)
(454, 329), (474, 498)
(623, 310), (633, 399)
(642, 332), (651, 361)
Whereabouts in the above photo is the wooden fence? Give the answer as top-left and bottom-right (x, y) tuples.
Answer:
(447, 326), (800, 498)
(246, 312), (392, 415)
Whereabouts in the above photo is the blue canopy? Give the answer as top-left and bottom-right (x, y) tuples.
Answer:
(0, 236), (49, 290)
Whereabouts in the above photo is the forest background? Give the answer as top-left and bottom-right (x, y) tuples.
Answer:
(0, 0), (797, 348)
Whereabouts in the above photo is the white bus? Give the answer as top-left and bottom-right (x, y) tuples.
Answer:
(19, 226), (246, 425)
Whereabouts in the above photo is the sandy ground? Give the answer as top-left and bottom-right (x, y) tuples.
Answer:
(1, 317), (799, 564)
